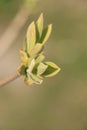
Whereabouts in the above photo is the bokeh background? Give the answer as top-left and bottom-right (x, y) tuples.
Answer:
(0, 0), (87, 129)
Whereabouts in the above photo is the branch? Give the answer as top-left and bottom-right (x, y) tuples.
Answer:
(0, 72), (20, 88)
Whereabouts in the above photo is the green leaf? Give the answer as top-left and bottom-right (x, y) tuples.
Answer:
(36, 13), (43, 37)
(40, 24), (52, 44)
(42, 61), (61, 77)
(26, 21), (36, 53)
(37, 62), (48, 75)
(29, 43), (44, 56)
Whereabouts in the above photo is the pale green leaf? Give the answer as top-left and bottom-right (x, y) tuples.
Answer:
(26, 21), (36, 53)
(37, 62), (48, 75)
(27, 59), (35, 73)
(36, 13), (43, 37)
(29, 73), (43, 84)
(20, 50), (29, 64)
(35, 54), (45, 63)
(29, 43), (44, 56)
(42, 61), (61, 77)
(40, 24), (52, 44)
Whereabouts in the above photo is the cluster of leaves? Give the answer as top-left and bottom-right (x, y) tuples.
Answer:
(18, 13), (61, 85)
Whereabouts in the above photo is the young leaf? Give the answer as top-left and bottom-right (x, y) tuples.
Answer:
(27, 59), (35, 73)
(20, 50), (29, 64)
(29, 73), (43, 84)
(26, 21), (36, 53)
(37, 62), (48, 75)
(40, 24), (52, 44)
(29, 43), (44, 56)
(36, 13), (43, 37)
(35, 54), (45, 63)
(42, 62), (61, 77)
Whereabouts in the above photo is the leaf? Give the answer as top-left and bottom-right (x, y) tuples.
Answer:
(26, 21), (36, 53)
(35, 54), (45, 63)
(20, 50), (29, 64)
(29, 73), (43, 84)
(27, 59), (35, 73)
(37, 62), (48, 75)
(26, 70), (43, 85)
(40, 24), (52, 44)
(36, 13), (43, 37)
(29, 43), (44, 56)
(42, 61), (61, 77)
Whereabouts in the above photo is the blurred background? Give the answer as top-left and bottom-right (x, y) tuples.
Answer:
(0, 0), (87, 129)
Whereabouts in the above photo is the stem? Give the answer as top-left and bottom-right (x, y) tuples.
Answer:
(0, 72), (20, 88)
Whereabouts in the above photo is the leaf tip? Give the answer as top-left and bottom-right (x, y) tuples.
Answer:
(48, 24), (52, 31)
(39, 13), (43, 19)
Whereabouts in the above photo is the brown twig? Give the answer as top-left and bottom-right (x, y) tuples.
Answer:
(0, 72), (20, 88)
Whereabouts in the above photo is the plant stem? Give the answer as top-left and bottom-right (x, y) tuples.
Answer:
(0, 72), (20, 88)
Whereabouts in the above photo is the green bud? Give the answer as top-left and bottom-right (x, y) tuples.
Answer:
(18, 13), (61, 86)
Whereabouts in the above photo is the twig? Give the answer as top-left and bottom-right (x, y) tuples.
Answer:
(0, 72), (20, 88)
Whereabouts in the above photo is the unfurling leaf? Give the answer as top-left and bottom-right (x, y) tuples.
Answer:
(26, 61), (43, 85)
(42, 62), (61, 77)
(29, 43), (44, 56)
(27, 59), (35, 73)
(37, 62), (48, 75)
(35, 54), (45, 63)
(20, 50), (29, 64)
(36, 13), (43, 37)
(26, 21), (36, 53)
(40, 24), (52, 44)
(29, 73), (43, 84)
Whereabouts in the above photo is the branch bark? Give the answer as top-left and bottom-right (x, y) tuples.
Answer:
(0, 72), (20, 88)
